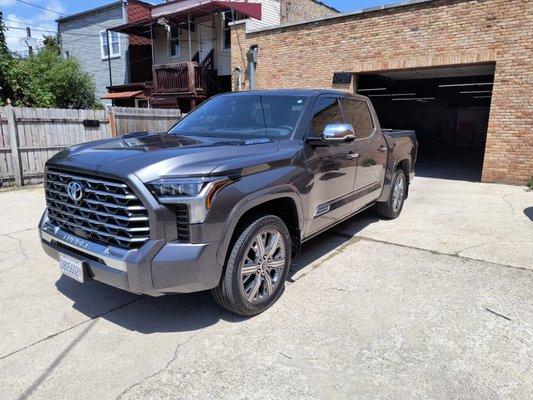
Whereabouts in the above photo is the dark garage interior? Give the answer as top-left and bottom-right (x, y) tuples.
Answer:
(356, 64), (495, 181)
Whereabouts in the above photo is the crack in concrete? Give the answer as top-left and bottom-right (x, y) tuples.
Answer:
(0, 296), (143, 362)
(5, 233), (29, 262)
(355, 235), (532, 273)
(501, 191), (523, 215)
(454, 239), (533, 258)
(453, 240), (496, 257)
(115, 309), (224, 400)
(0, 227), (37, 238)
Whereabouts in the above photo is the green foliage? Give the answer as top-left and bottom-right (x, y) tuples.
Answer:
(42, 35), (60, 54)
(528, 176), (533, 190)
(0, 24), (100, 109)
(0, 12), (14, 106)
(0, 12), (7, 53)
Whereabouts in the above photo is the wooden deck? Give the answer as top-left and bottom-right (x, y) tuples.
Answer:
(151, 61), (210, 110)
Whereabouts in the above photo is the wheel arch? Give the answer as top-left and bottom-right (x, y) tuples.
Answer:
(378, 156), (412, 202)
(215, 188), (303, 267)
(397, 158), (411, 198)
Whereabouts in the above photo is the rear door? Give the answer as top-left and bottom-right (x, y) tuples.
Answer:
(340, 97), (387, 211)
(304, 96), (358, 236)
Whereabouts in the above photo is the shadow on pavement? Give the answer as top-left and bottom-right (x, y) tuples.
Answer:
(18, 320), (97, 400)
(55, 208), (381, 333)
(288, 208), (379, 280)
(524, 207), (533, 222)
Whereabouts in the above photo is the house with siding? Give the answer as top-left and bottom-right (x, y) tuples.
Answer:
(57, 0), (154, 106)
(101, 0), (338, 110)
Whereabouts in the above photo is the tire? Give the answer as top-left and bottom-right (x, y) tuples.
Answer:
(212, 215), (291, 316)
(377, 168), (406, 219)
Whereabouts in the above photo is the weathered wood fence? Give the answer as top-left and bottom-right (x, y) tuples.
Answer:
(110, 107), (181, 136)
(0, 105), (182, 187)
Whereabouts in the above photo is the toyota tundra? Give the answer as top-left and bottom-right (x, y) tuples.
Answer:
(40, 89), (417, 316)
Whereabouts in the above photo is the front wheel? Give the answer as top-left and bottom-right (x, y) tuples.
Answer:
(376, 168), (406, 219)
(212, 215), (291, 316)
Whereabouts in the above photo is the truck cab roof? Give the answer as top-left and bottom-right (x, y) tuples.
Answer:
(224, 88), (368, 100)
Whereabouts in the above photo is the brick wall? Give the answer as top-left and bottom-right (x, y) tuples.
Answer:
(280, 0), (339, 23)
(231, 0), (532, 185)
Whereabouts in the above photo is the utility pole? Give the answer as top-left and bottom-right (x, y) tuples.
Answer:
(26, 27), (33, 56)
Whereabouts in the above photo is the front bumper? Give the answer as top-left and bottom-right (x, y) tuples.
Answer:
(40, 212), (222, 296)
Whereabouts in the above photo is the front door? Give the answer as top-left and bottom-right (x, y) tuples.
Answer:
(198, 20), (214, 62)
(340, 97), (387, 210)
(304, 96), (358, 236)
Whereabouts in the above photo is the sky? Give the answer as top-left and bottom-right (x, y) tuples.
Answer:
(1, 0), (400, 52)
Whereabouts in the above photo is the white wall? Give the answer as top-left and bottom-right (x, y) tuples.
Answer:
(247, 0), (281, 30)
(152, 1), (283, 76)
(153, 14), (232, 76)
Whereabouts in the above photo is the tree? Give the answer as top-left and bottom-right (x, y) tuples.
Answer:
(0, 28), (100, 109)
(0, 12), (15, 105)
(0, 12), (7, 53)
(42, 35), (60, 54)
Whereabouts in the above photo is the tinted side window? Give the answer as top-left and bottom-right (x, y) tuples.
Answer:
(341, 99), (375, 139)
(309, 97), (343, 137)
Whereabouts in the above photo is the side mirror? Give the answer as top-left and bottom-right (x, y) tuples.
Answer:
(323, 124), (356, 142)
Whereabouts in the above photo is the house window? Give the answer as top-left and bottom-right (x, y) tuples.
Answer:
(169, 26), (181, 57)
(100, 30), (120, 59)
(222, 11), (234, 50)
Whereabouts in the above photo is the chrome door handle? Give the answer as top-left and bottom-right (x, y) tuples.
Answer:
(347, 152), (359, 160)
(378, 145), (387, 152)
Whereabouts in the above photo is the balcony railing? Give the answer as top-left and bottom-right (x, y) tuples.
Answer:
(152, 62), (207, 95)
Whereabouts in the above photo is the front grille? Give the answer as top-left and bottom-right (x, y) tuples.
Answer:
(175, 205), (190, 242)
(44, 168), (150, 250)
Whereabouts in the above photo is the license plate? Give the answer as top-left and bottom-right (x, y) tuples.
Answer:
(59, 253), (85, 283)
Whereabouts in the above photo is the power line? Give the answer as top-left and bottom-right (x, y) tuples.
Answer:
(16, 0), (115, 31)
(6, 25), (100, 37)
(3, 17), (56, 31)
(16, 0), (65, 17)
(5, 25), (54, 33)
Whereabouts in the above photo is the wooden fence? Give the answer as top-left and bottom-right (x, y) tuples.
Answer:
(0, 105), (182, 187)
(110, 107), (181, 136)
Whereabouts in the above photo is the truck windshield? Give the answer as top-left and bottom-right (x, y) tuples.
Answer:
(168, 94), (308, 140)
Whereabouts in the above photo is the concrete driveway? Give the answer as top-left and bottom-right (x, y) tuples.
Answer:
(0, 176), (531, 400)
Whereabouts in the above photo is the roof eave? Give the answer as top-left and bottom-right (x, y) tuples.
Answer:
(56, 0), (124, 23)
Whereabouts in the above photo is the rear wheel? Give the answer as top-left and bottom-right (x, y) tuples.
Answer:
(377, 168), (406, 219)
(212, 215), (291, 316)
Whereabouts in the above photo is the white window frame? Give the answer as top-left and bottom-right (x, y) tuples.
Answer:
(221, 11), (233, 51)
(168, 26), (181, 58)
(100, 30), (121, 60)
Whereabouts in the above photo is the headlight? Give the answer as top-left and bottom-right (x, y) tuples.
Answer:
(147, 177), (212, 198)
(146, 176), (235, 223)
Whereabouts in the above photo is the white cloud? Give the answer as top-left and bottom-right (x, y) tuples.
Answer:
(5, 12), (57, 53)
(3, 0), (65, 53)
(36, 0), (66, 22)
(0, 0), (17, 7)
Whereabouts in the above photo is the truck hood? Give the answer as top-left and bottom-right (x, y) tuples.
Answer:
(46, 133), (283, 181)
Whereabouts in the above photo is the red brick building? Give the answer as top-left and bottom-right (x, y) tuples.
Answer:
(231, 0), (532, 184)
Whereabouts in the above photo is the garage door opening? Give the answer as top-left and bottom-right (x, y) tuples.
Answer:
(356, 64), (495, 181)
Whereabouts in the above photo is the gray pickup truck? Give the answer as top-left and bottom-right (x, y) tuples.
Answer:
(40, 89), (417, 316)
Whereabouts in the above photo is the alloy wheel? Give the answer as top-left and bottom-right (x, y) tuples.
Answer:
(240, 229), (286, 303)
(392, 173), (405, 213)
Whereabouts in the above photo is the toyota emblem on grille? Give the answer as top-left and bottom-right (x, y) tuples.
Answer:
(66, 181), (84, 202)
